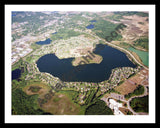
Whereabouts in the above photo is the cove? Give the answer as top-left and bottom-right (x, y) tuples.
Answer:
(36, 44), (136, 82)
(36, 38), (52, 45)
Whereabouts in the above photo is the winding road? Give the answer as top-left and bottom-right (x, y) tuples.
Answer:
(75, 27), (150, 115)
(74, 28), (150, 115)
(77, 28), (149, 71)
(101, 84), (148, 115)
(103, 40), (149, 70)
(127, 84), (148, 115)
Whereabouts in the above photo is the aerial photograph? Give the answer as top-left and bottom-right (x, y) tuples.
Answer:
(11, 10), (149, 116)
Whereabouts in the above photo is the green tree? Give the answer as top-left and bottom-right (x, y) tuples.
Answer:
(12, 89), (46, 115)
(85, 100), (113, 115)
(130, 95), (148, 113)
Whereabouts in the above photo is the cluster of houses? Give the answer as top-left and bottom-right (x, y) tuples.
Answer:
(96, 67), (141, 94)
(12, 41), (33, 65)
(109, 67), (140, 85)
(24, 55), (142, 107)
(33, 42), (57, 57)
(11, 18), (60, 66)
(25, 62), (60, 87)
(25, 62), (39, 80)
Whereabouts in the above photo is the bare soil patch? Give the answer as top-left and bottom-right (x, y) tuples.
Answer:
(119, 107), (133, 115)
(23, 82), (50, 96)
(23, 82), (80, 115)
(129, 73), (145, 85)
(72, 52), (103, 66)
(115, 69), (148, 95)
(115, 80), (138, 95)
(120, 15), (148, 42)
(140, 69), (149, 76)
(41, 93), (80, 115)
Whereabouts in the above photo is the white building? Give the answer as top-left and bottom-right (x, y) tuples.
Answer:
(109, 99), (124, 115)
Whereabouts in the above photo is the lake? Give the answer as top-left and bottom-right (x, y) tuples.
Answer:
(127, 47), (149, 67)
(52, 32), (58, 35)
(36, 44), (136, 82)
(12, 69), (21, 80)
(86, 20), (96, 29)
(36, 38), (52, 45)
(90, 20), (97, 23)
(86, 24), (94, 29)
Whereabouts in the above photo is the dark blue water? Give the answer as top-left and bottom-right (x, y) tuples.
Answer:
(12, 14), (16, 17)
(36, 44), (136, 82)
(36, 38), (52, 45)
(12, 69), (21, 80)
(12, 12), (17, 17)
(90, 20), (97, 23)
(86, 24), (94, 29)
(52, 32), (58, 35)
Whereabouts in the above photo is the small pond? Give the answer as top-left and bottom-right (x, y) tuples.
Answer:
(12, 69), (21, 80)
(86, 24), (94, 29)
(90, 20), (97, 23)
(36, 38), (52, 45)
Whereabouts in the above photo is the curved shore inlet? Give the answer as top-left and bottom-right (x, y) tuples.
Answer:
(36, 44), (136, 82)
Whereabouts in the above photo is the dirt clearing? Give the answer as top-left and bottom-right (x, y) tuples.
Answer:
(41, 93), (80, 115)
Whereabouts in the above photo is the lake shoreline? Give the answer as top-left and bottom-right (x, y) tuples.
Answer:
(36, 44), (136, 82)
(102, 40), (149, 70)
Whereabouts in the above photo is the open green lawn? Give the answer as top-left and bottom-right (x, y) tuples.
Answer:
(127, 47), (149, 67)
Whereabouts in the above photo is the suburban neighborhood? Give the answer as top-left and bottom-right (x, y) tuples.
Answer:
(11, 11), (149, 116)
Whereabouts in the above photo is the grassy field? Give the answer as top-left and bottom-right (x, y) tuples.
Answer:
(23, 83), (85, 115)
(41, 93), (81, 115)
(13, 79), (112, 115)
(127, 47), (149, 67)
(23, 82), (50, 96)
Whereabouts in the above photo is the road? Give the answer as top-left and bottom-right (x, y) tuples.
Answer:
(101, 84), (148, 115)
(103, 40), (149, 70)
(127, 84), (148, 115)
(76, 29), (149, 71)
(78, 28), (149, 115)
